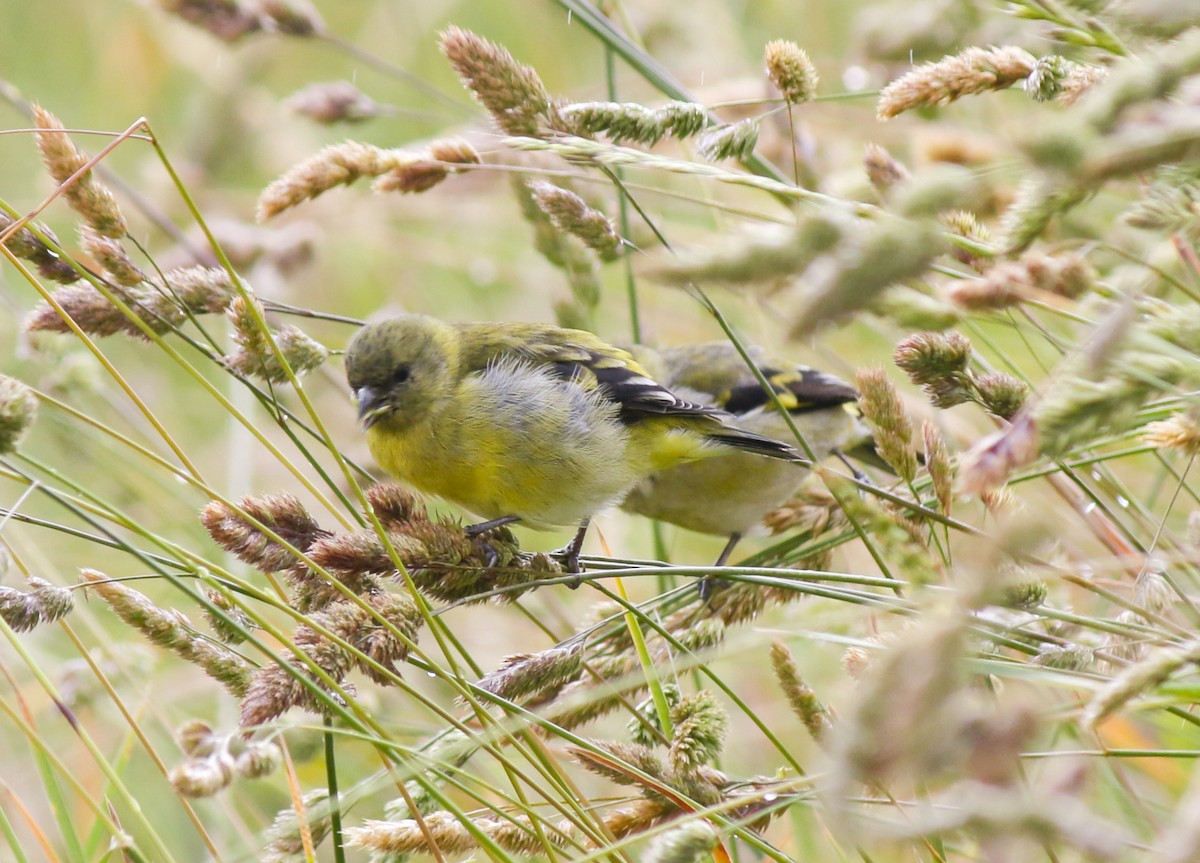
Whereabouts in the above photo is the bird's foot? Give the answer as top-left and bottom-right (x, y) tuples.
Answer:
(697, 532), (742, 600)
(551, 519), (591, 588)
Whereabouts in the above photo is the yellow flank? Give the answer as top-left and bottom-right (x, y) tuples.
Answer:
(344, 315), (800, 533)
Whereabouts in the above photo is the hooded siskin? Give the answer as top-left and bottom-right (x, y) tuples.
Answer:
(344, 315), (805, 533)
(620, 341), (869, 539)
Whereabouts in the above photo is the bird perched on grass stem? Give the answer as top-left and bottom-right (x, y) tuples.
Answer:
(343, 315), (807, 578)
(621, 341), (870, 596)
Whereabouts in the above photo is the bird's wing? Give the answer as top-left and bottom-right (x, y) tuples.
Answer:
(722, 366), (859, 416)
(455, 323), (727, 424)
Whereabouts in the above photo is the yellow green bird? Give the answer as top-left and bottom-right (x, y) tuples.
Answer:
(343, 315), (807, 576)
(620, 341), (869, 593)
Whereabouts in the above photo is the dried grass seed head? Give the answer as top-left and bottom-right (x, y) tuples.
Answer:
(698, 117), (760, 161)
(0, 212), (78, 284)
(0, 375), (37, 456)
(156, 0), (262, 41)
(32, 105), (127, 238)
(440, 26), (552, 136)
(864, 142), (910, 194)
(286, 81), (382, 124)
(224, 296), (329, 383)
(201, 493), (328, 573)
(876, 45), (1037, 119)
(559, 100), (707, 145)
(855, 367), (918, 480)
(765, 39), (818, 104)
(529, 181), (623, 260)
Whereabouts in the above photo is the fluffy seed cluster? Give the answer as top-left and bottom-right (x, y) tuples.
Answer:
(156, 0), (324, 42)
(24, 266), (236, 340)
(559, 100), (707, 146)
(0, 212), (78, 284)
(765, 39), (819, 104)
(945, 251), (1095, 310)
(285, 80), (383, 124)
(0, 576), (73, 632)
(224, 296), (329, 383)
(80, 569), (252, 696)
(257, 138), (480, 219)
(440, 25), (552, 136)
(32, 106), (127, 238)
(877, 46), (1037, 119)
(199, 485), (565, 726)
(698, 118), (761, 162)
(168, 719), (282, 797)
(894, 331), (1029, 420)
(528, 181), (623, 261)
(0, 375), (37, 457)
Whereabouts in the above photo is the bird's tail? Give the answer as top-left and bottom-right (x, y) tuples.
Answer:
(705, 425), (810, 464)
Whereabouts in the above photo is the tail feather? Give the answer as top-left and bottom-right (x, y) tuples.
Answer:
(705, 426), (810, 464)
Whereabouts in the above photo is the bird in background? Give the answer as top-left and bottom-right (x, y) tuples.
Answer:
(621, 341), (872, 596)
(343, 314), (808, 578)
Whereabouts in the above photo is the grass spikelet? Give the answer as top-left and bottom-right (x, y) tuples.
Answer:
(997, 176), (1087, 254)
(877, 46), (1037, 119)
(169, 753), (234, 797)
(1144, 411), (1200, 454)
(0, 212), (79, 284)
(529, 181), (623, 260)
(79, 226), (145, 287)
(645, 820), (719, 863)
(667, 690), (728, 773)
(0, 375), (37, 457)
(559, 100), (707, 145)
(372, 138), (481, 195)
(572, 740), (670, 787)
(697, 118), (760, 161)
(1024, 55), (1105, 103)
(156, 0), (262, 41)
(24, 265), (235, 339)
(201, 493), (328, 573)
(439, 26), (552, 136)
(256, 141), (410, 220)
(0, 577), (72, 632)
(765, 39), (818, 104)
(854, 368), (918, 481)
(286, 81), (382, 124)
(258, 0), (324, 36)
(864, 142), (910, 195)
(263, 789), (333, 862)
(946, 251), (1095, 310)
(769, 639), (832, 742)
(476, 643), (584, 702)
(347, 810), (556, 857)
(80, 569), (252, 696)
(32, 105), (128, 237)
(923, 421), (955, 513)
(894, 331), (973, 404)
(224, 296), (328, 383)
(1083, 640), (1200, 728)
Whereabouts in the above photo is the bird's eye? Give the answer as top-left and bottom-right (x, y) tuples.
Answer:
(392, 365), (411, 385)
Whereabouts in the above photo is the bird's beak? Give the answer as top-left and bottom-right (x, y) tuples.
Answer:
(354, 386), (388, 429)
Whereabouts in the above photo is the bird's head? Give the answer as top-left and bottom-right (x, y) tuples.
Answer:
(344, 315), (456, 431)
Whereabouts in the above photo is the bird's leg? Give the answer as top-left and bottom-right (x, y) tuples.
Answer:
(550, 518), (590, 587)
(465, 515), (522, 568)
(698, 531), (742, 601)
(833, 448), (872, 485)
